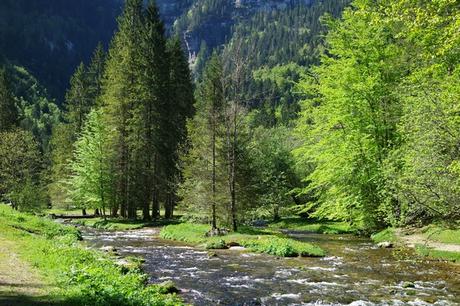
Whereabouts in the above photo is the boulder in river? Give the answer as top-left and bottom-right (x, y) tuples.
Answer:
(377, 241), (393, 248)
(158, 281), (180, 294)
(100, 245), (117, 252)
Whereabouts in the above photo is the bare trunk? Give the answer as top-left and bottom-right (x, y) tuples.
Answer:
(211, 125), (217, 230)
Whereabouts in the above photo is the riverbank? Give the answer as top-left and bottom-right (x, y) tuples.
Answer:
(0, 205), (183, 306)
(268, 217), (358, 234)
(159, 223), (325, 257)
(44, 208), (181, 231)
(372, 226), (460, 263)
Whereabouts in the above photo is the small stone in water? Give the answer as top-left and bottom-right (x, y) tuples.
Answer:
(377, 241), (393, 248)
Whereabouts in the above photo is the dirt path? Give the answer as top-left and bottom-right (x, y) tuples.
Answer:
(0, 236), (52, 305)
(396, 230), (460, 253)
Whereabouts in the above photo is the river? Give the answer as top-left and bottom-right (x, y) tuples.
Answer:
(80, 227), (460, 305)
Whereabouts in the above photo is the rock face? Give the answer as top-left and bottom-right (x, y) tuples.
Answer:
(170, 0), (318, 64)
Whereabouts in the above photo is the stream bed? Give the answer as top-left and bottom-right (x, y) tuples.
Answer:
(81, 227), (460, 305)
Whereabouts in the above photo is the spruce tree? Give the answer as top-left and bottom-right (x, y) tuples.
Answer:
(102, 0), (144, 218)
(64, 63), (92, 133)
(162, 36), (195, 219)
(179, 52), (224, 229)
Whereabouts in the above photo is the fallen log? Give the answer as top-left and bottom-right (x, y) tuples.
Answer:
(49, 213), (98, 219)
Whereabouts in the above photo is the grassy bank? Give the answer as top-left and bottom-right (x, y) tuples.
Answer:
(0, 205), (183, 306)
(44, 208), (180, 231)
(160, 223), (325, 257)
(416, 245), (460, 263)
(371, 226), (460, 263)
(268, 217), (358, 234)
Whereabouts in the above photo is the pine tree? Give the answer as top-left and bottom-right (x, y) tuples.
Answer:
(102, 0), (144, 218)
(87, 42), (106, 107)
(64, 63), (92, 133)
(162, 36), (195, 219)
(180, 52), (224, 229)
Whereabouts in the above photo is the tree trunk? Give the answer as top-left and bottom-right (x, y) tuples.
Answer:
(211, 125), (217, 230)
(164, 193), (174, 219)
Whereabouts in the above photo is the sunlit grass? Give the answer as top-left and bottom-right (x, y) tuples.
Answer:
(415, 245), (460, 263)
(0, 205), (183, 305)
(371, 228), (397, 243)
(268, 217), (357, 234)
(160, 223), (325, 257)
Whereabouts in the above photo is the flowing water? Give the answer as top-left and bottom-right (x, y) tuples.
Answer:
(80, 227), (460, 305)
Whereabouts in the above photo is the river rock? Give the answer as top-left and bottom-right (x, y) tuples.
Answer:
(158, 281), (180, 294)
(402, 281), (415, 288)
(100, 246), (117, 253)
(377, 241), (393, 248)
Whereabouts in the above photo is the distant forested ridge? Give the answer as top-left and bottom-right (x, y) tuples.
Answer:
(0, 0), (123, 102)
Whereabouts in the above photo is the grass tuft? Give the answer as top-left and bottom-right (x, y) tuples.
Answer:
(371, 228), (397, 243)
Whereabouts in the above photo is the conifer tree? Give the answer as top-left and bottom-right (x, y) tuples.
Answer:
(65, 63), (92, 133)
(102, 0), (144, 218)
(180, 52), (224, 229)
(162, 36), (195, 219)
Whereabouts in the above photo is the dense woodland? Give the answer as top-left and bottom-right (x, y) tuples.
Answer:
(1, 0), (460, 234)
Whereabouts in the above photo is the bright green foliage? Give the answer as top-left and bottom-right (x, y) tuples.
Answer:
(49, 46), (105, 209)
(69, 110), (115, 215)
(0, 129), (45, 211)
(295, 1), (405, 229)
(0, 205), (183, 305)
(293, 0), (460, 229)
(247, 126), (299, 220)
(370, 228), (397, 243)
(239, 236), (325, 257)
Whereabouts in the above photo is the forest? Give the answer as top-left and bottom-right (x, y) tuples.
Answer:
(0, 0), (460, 305)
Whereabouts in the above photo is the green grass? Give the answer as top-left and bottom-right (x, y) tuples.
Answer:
(422, 225), (460, 244)
(415, 244), (460, 263)
(160, 223), (325, 257)
(0, 205), (183, 306)
(268, 217), (357, 234)
(371, 228), (397, 243)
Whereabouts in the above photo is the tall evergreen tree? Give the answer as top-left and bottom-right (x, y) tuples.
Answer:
(162, 36), (195, 219)
(102, 0), (144, 218)
(65, 63), (92, 133)
(180, 52), (224, 229)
